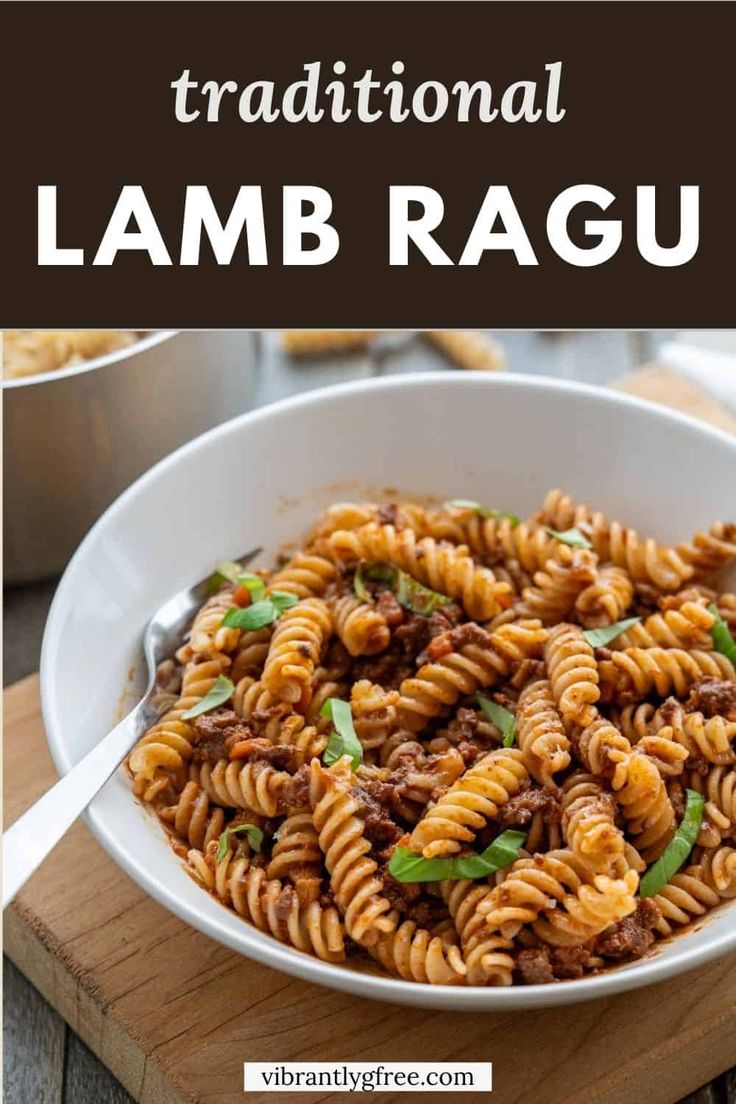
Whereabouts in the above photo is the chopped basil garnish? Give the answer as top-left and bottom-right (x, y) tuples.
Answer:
(321, 698), (362, 770)
(583, 617), (642, 648)
(181, 674), (234, 719)
(444, 500), (519, 527)
(353, 562), (370, 601)
(639, 789), (705, 898)
(388, 830), (526, 883)
(221, 590), (298, 631)
(209, 563), (266, 600)
(707, 603), (736, 665)
(216, 822), (264, 863)
(236, 573), (267, 602)
(477, 694), (516, 748)
(544, 526), (592, 550)
(359, 562), (451, 616)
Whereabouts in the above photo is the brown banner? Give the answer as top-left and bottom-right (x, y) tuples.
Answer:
(2, 0), (735, 327)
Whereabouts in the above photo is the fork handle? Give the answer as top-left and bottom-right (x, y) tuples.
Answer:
(2, 703), (153, 909)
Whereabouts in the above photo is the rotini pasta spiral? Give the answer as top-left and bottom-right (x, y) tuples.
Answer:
(326, 522), (511, 620)
(370, 915), (467, 985)
(478, 850), (585, 937)
(545, 623), (600, 728)
(397, 619), (547, 731)
(598, 647), (734, 703)
(267, 811), (324, 883)
(677, 522), (736, 579)
(129, 656), (228, 798)
(610, 750), (675, 861)
(560, 773), (625, 874)
(538, 489), (694, 592)
(188, 587), (241, 658)
(268, 552), (338, 599)
(612, 601), (715, 651)
(329, 592), (390, 656)
(699, 845), (736, 897)
(188, 845), (345, 962)
(421, 505), (559, 577)
(652, 705), (736, 766)
(516, 678), (571, 788)
(309, 758), (394, 946)
(686, 765), (736, 842)
(575, 565), (634, 628)
(439, 878), (515, 985)
(651, 866), (720, 935)
(408, 748), (528, 858)
(262, 597), (333, 704)
(191, 758), (290, 816)
(531, 866), (639, 946)
(518, 545), (598, 625)
(350, 680), (400, 750)
(159, 780), (227, 850)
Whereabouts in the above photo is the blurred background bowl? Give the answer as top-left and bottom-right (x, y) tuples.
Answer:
(3, 331), (258, 583)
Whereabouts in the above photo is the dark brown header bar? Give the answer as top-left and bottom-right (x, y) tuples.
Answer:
(2, 1), (735, 327)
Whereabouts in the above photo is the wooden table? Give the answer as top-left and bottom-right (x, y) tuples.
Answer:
(6, 328), (732, 1104)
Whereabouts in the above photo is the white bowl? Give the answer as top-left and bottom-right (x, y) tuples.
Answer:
(40, 372), (736, 1010)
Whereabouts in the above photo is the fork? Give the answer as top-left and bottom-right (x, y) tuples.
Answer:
(2, 548), (261, 909)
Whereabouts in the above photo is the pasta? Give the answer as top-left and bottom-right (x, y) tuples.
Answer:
(424, 330), (505, 372)
(3, 329), (140, 378)
(128, 490), (736, 986)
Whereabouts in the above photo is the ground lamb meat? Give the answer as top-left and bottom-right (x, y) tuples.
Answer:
(495, 785), (561, 830)
(352, 650), (415, 690)
(192, 710), (251, 763)
(420, 621), (491, 665)
(394, 614), (432, 661)
(280, 764), (311, 812)
(595, 898), (661, 960)
(354, 783), (404, 848)
(237, 739), (299, 771)
(515, 948), (554, 985)
(515, 944), (590, 985)
(375, 588), (405, 627)
(686, 678), (736, 721)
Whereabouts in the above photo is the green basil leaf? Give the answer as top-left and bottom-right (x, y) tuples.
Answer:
(221, 592), (296, 631)
(238, 573), (267, 602)
(388, 830), (527, 883)
(708, 604), (736, 665)
(362, 562), (451, 616)
(395, 571), (452, 615)
(583, 617), (642, 648)
(270, 590), (299, 613)
(353, 562), (370, 601)
(544, 526), (593, 550)
(477, 694), (517, 748)
(639, 789), (705, 898)
(321, 697), (362, 770)
(209, 562), (266, 597)
(216, 822), (263, 863)
(181, 674), (234, 720)
(209, 561), (243, 590)
(444, 500), (520, 527)
(221, 599), (279, 630)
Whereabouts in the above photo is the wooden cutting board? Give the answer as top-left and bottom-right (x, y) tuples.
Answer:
(5, 368), (736, 1104)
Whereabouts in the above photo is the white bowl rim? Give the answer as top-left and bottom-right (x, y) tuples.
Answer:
(2, 330), (178, 390)
(39, 370), (736, 1010)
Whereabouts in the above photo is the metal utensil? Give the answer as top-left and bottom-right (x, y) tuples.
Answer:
(2, 548), (261, 908)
